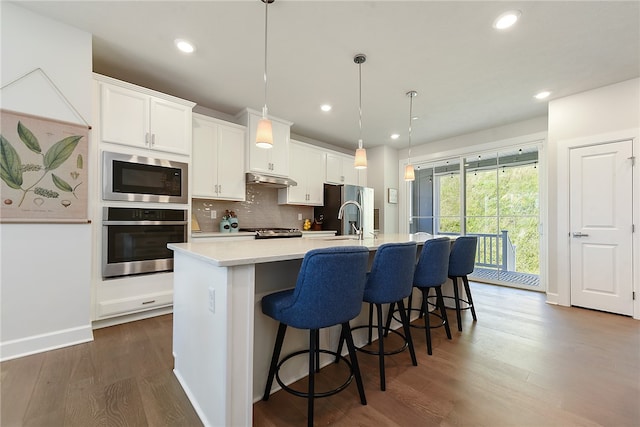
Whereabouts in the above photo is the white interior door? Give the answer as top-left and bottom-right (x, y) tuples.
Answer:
(569, 140), (634, 315)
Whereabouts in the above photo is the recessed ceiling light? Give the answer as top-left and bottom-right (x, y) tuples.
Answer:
(493, 10), (521, 30)
(391, 133), (400, 140)
(175, 39), (195, 54)
(320, 104), (332, 112)
(534, 91), (551, 100)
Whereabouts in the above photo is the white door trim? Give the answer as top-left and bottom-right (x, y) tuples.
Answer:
(555, 128), (639, 319)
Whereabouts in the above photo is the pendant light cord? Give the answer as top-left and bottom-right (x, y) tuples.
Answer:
(408, 92), (413, 161)
(358, 61), (363, 149)
(262, 0), (269, 118)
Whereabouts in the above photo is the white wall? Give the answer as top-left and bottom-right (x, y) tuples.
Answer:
(399, 116), (548, 161)
(369, 146), (399, 233)
(547, 78), (640, 318)
(0, 3), (94, 360)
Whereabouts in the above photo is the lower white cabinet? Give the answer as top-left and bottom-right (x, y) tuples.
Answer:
(192, 114), (246, 201)
(94, 272), (174, 321)
(278, 141), (324, 205)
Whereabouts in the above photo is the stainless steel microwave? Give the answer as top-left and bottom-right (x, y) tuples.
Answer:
(102, 151), (188, 204)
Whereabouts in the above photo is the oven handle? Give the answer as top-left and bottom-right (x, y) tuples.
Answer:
(102, 220), (188, 226)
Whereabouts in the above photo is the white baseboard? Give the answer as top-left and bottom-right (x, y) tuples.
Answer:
(545, 292), (559, 305)
(0, 324), (93, 362)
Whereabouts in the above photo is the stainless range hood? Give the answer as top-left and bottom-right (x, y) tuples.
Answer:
(245, 172), (297, 188)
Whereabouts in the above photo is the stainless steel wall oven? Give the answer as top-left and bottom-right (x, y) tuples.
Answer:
(102, 207), (187, 278)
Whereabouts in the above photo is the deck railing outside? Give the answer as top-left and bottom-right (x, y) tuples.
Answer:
(438, 230), (516, 271)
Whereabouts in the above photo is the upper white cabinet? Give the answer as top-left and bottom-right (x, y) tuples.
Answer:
(278, 140), (324, 206)
(236, 108), (292, 177)
(95, 74), (195, 156)
(325, 152), (366, 186)
(192, 114), (246, 201)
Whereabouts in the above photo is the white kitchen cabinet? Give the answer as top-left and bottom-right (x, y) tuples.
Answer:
(94, 272), (174, 323)
(236, 108), (292, 177)
(325, 152), (363, 186)
(278, 140), (324, 206)
(192, 114), (246, 201)
(95, 74), (195, 156)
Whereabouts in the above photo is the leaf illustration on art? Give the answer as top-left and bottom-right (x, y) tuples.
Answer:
(44, 136), (81, 170)
(52, 173), (81, 199)
(76, 154), (83, 169)
(17, 121), (42, 154)
(0, 134), (23, 189)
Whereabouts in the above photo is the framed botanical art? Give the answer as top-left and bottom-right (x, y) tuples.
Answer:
(1, 109), (89, 223)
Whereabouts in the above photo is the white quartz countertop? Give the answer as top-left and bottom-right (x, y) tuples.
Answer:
(191, 231), (256, 238)
(169, 233), (438, 267)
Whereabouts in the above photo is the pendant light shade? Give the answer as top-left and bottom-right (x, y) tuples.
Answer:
(354, 146), (367, 169)
(353, 54), (367, 169)
(256, 0), (274, 149)
(404, 164), (415, 181)
(256, 116), (273, 148)
(404, 90), (417, 181)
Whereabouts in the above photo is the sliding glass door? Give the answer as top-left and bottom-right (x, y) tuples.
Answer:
(409, 144), (541, 290)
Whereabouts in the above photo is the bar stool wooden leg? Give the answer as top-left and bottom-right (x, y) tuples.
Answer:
(435, 287), (452, 339)
(463, 276), (477, 321)
(396, 299), (417, 366)
(375, 303), (386, 390)
(451, 276), (463, 331)
(420, 288), (433, 355)
(263, 322), (287, 401)
(308, 329), (317, 427)
(342, 322), (367, 405)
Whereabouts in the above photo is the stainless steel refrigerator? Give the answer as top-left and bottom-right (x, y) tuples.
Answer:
(314, 184), (374, 237)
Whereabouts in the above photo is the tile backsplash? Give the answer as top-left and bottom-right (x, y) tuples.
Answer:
(192, 185), (314, 232)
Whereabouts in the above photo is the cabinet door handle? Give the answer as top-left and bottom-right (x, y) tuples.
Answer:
(145, 132), (150, 146)
(142, 299), (156, 305)
(572, 232), (589, 238)
(151, 133), (155, 147)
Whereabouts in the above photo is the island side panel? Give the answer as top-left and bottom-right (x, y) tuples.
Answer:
(229, 263), (256, 426)
(172, 251), (256, 427)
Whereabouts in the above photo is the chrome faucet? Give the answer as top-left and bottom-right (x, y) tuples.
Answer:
(337, 200), (363, 240)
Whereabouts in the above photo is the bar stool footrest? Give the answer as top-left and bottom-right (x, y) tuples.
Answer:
(441, 295), (473, 311)
(350, 324), (408, 356)
(391, 306), (447, 330)
(275, 349), (354, 399)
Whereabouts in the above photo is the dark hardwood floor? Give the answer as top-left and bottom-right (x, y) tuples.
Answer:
(2, 282), (639, 426)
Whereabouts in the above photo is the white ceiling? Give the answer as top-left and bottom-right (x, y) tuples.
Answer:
(14, 1), (640, 152)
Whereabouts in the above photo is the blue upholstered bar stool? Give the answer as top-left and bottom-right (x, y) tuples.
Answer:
(448, 235), (479, 332)
(261, 246), (370, 427)
(336, 242), (418, 391)
(386, 237), (452, 355)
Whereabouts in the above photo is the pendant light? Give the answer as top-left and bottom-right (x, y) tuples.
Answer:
(404, 90), (417, 181)
(353, 54), (367, 169)
(256, 0), (274, 149)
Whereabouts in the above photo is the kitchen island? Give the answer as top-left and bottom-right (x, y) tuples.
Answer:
(168, 234), (434, 427)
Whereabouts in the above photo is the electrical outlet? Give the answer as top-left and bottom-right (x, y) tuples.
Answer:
(298, 213), (303, 220)
(211, 210), (217, 219)
(208, 287), (215, 313)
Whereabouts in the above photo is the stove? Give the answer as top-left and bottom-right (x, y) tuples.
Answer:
(240, 227), (303, 239)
